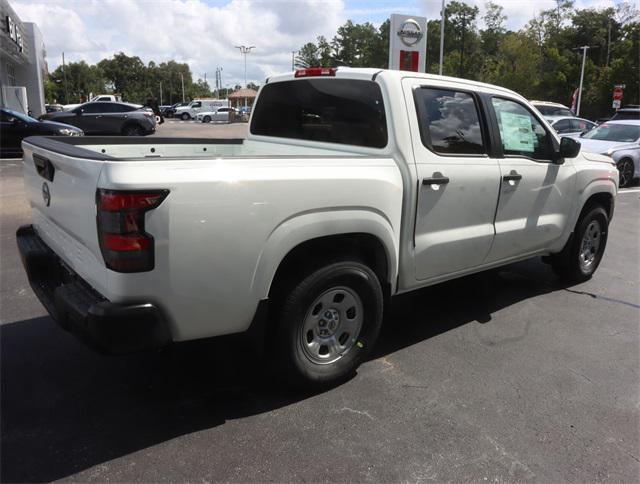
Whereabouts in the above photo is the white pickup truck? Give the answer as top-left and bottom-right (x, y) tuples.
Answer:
(18, 68), (618, 387)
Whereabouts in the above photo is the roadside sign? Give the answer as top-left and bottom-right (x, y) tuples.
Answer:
(612, 84), (624, 109)
(389, 14), (427, 72)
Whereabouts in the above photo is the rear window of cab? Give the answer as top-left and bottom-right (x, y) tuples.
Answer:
(250, 79), (388, 148)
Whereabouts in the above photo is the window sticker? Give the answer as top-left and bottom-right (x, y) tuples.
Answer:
(499, 111), (536, 153)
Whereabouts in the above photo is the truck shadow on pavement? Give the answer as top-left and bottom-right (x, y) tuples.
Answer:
(1, 258), (569, 482)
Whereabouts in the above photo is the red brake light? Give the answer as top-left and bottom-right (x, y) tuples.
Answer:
(294, 67), (337, 78)
(103, 234), (151, 251)
(96, 189), (168, 272)
(98, 191), (166, 211)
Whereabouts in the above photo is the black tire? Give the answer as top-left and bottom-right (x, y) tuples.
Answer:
(272, 260), (383, 389)
(617, 158), (635, 188)
(181, 112), (190, 120)
(203, 115), (211, 123)
(122, 124), (143, 136)
(550, 205), (609, 283)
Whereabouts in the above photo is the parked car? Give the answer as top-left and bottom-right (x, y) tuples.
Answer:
(0, 108), (82, 157)
(547, 116), (596, 136)
(565, 120), (640, 187)
(196, 107), (237, 123)
(17, 67), (617, 388)
(174, 99), (230, 120)
(63, 94), (123, 112)
(162, 102), (189, 118)
(610, 107), (640, 121)
(40, 102), (156, 136)
(531, 101), (574, 117)
(45, 104), (64, 113)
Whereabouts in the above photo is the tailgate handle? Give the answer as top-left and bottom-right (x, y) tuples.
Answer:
(33, 154), (55, 182)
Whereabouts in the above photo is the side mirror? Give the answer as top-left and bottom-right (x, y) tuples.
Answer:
(76, 109), (83, 116)
(555, 137), (580, 163)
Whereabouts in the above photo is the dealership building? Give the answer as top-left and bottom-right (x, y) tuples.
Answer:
(0, 0), (46, 117)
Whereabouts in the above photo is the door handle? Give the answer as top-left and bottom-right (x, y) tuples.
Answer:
(422, 176), (450, 185)
(503, 173), (522, 182)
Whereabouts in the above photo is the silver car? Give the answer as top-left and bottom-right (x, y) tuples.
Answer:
(565, 120), (640, 187)
(546, 116), (596, 136)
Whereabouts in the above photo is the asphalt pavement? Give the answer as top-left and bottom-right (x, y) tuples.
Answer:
(1, 130), (639, 482)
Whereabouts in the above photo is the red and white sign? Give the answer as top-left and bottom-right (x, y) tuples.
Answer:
(612, 84), (624, 109)
(389, 14), (427, 72)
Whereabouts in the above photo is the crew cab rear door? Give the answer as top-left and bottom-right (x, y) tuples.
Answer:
(403, 79), (502, 281)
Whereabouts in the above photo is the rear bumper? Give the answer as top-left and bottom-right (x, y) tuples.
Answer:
(16, 225), (171, 354)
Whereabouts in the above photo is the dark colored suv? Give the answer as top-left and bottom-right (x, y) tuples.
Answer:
(40, 102), (156, 135)
(611, 107), (640, 121)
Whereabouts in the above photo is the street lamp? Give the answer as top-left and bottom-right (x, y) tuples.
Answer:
(235, 45), (255, 88)
(575, 45), (590, 117)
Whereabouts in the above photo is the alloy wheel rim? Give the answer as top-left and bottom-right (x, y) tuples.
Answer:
(619, 160), (633, 187)
(300, 286), (363, 365)
(579, 220), (601, 271)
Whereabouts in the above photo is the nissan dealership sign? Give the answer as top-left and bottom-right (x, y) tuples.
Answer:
(389, 14), (427, 72)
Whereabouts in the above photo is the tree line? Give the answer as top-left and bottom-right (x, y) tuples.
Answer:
(46, 53), (256, 106)
(295, 1), (639, 119)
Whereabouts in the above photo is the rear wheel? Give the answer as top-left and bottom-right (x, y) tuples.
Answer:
(551, 205), (609, 283)
(180, 112), (190, 121)
(272, 260), (383, 388)
(617, 158), (634, 188)
(122, 124), (143, 136)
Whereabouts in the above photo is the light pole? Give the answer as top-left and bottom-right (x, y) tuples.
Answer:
(180, 72), (185, 103)
(576, 45), (590, 116)
(291, 50), (297, 71)
(235, 45), (255, 88)
(439, 0), (446, 75)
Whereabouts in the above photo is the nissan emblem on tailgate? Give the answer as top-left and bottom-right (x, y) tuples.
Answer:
(42, 182), (51, 207)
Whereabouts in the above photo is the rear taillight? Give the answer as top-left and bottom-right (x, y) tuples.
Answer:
(294, 67), (337, 78)
(96, 189), (168, 272)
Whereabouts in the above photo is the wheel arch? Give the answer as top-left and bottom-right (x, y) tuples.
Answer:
(250, 210), (399, 303)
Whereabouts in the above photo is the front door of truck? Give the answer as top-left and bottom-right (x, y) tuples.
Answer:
(403, 80), (502, 281)
(484, 96), (576, 262)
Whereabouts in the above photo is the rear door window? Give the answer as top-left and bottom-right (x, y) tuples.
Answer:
(251, 79), (387, 148)
(414, 87), (485, 155)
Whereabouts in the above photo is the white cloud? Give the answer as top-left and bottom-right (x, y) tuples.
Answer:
(12, 0), (345, 86)
(11, 0), (629, 88)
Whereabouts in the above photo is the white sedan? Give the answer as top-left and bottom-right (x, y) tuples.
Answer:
(196, 107), (237, 123)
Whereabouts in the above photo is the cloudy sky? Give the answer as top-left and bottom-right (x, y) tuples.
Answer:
(13, 0), (625, 87)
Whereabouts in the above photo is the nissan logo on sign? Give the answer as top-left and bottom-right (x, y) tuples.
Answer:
(397, 19), (423, 47)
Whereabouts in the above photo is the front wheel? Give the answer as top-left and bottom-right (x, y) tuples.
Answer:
(551, 205), (609, 283)
(273, 261), (383, 388)
(617, 158), (635, 188)
(203, 115), (211, 123)
(180, 112), (190, 121)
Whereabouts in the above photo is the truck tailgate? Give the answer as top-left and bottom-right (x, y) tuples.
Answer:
(22, 140), (108, 294)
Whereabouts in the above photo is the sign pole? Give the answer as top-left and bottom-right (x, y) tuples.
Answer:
(439, 0), (445, 75)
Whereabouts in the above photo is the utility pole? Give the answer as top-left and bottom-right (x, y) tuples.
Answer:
(235, 45), (255, 88)
(62, 52), (69, 104)
(291, 50), (297, 71)
(180, 72), (185, 103)
(576, 45), (589, 116)
(606, 19), (611, 67)
(439, 0), (445, 75)
(159, 81), (163, 105)
(459, 12), (466, 78)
